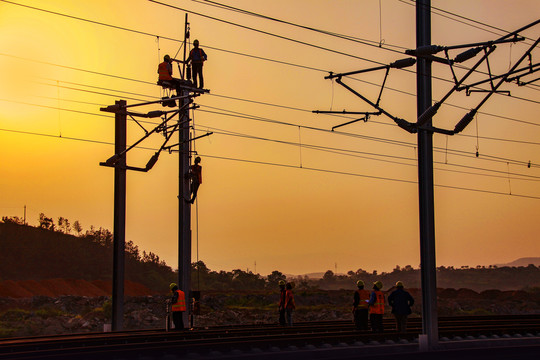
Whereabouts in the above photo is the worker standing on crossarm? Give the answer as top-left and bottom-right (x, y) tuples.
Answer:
(186, 156), (202, 204)
(186, 39), (207, 89)
(169, 283), (186, 330)
(388, 281), (414, 333)
(278, 280), (287, 326)
(284, 282), (296, 326)
(368, 281), (385, 332)
(352, 280), (370, 330)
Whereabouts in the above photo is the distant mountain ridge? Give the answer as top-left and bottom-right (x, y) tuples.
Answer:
(290, 258), (540, 279)
(496, 257), (540, 267)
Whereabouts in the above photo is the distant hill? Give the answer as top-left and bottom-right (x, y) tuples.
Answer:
(0, 222), (175, 292)
(495, 257), (540, 267)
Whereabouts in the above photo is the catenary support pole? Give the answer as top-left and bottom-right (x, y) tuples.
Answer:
(416, 0), (438, 349)
(112, 100), (127, 331)
(178, 88), (192, 328)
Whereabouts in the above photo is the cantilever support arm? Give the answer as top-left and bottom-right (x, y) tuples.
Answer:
(335, 77), (417, 133)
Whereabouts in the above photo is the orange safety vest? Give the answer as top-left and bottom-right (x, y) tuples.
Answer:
(356, 289), (370, 309)
(158, 61), (173, 80)
(171, 290), (186, 312)
(369, 290), (385, 314)
(284, 289), (295, 310)
(190, 164), (202, 183)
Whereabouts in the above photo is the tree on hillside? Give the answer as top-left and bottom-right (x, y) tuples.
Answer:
(266, 270), (286, 287)
(1, 216), (24, 225)
(38, 213), (54, 230)
(57, 217), (71, 234)
(73, 220), (82, 235)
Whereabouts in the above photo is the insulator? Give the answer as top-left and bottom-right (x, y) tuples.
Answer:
(454, 47), (483, 63)
(406, 45), (443, 56)
(454, 109), (477, 134)
(145, 153), (160, 171)
(147, 111), (163, 118)
(390, 58), (416, 69)
(417, 103), (441, 126)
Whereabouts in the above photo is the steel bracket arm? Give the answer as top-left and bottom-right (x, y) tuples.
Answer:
(334, 77), (417, 134)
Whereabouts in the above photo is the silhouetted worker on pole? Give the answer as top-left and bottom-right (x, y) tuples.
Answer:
(186, 156), (202, 204)
(158, 55), (180, 88)
(388, 281), (415, 333)
(352, 280), (370, 330)
(368, 281), (385, 332)
(169, 283), (186, 330)
(278, 280), (287, 326)
(186, 40), (207, 89)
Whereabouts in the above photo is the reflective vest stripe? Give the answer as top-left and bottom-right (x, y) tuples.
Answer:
(158, 62), (172, 80)
(172, 290), (186, 312)
(369, 291), (385, 314)
(356, 289), (370, 308)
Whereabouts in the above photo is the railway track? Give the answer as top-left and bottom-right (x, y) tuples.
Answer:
(1, 315), (539, 359)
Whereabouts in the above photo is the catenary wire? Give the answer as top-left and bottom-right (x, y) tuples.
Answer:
(193, 125), (540, 181)
(3, 0), (539, 102)
(3, 126), (538, 200)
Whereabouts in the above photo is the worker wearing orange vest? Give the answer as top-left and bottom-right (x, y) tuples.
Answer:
(157, 54), (182, 97)
(169, 283), (186, 330)
(368, 281), (385, 332)
(284, 282), (296, 326)
(158, 55), (174, 81)
(352, 280), (370, 330)
(186, 40), (207, 89)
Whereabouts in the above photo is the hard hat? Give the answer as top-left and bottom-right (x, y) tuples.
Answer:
(193, 39), (199, 46)
(164, 54), (171, 62)
(396, 281), (404, 287)
(356, 280), (364, 287)
(169, 283), (177, 290)
(374, 281), (383, 290)
(278, 280), (286, 286)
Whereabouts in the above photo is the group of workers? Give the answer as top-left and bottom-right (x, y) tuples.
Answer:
(157, 39), (208, 91)
(353, 280), (415, 333)
(168, 279), (414, 332)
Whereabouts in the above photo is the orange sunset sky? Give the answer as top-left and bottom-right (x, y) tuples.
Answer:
(1, 0), (539, 276)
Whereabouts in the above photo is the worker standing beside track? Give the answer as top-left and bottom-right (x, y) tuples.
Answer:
(368, 281), (385, 332)
(278, 280), (287, 326)
(284, 282), (296, 326)
(352, 280), (370, 330)
(388, 281), (414, 333)
(169, 283), (186, 330)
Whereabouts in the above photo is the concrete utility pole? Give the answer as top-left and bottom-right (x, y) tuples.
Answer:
(178, 88), (192, 326)
(111, 100), (127, 331)
(416, 0), (439, 350)
(179, 12), (192, 327)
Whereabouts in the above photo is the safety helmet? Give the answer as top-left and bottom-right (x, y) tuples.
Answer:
(195, 156), (201, 163)
(193, 39), (199, 46)
(169, 283), (177, 290)
(373, 281), (383, 290)
(356, 280), (364, 287)
(164, 54), (171, 62)
(278, 280), (286, 286)
(396, 281), (404, 288)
